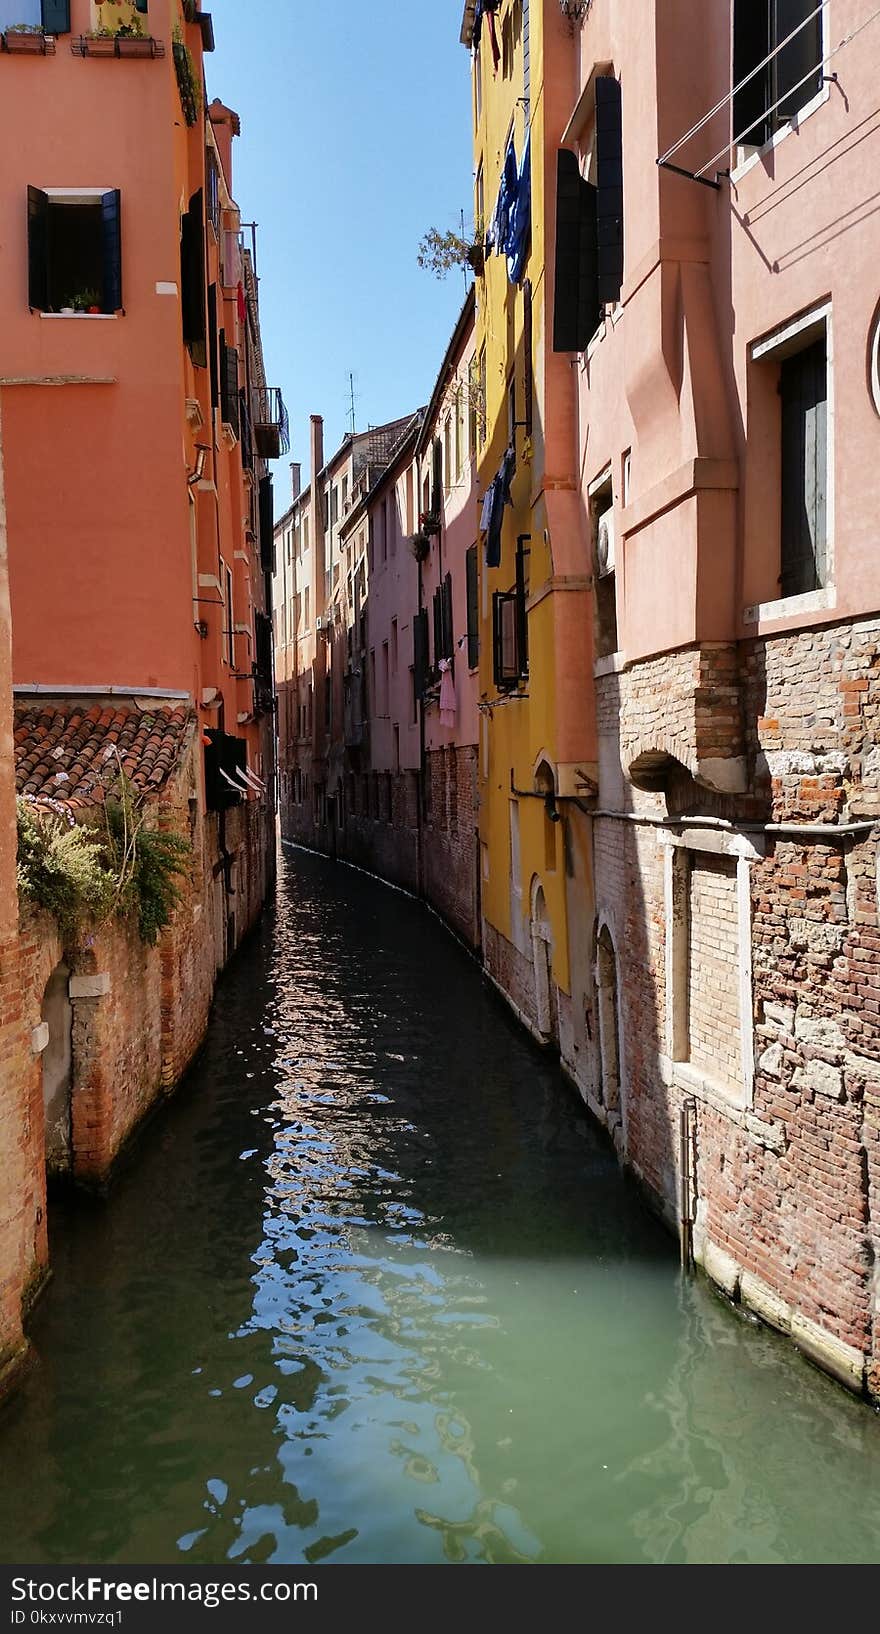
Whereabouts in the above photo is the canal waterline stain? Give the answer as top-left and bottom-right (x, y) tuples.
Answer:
(1, 849), (879, 1566)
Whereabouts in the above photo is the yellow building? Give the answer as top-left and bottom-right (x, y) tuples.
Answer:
(463, 0), (598, 1081)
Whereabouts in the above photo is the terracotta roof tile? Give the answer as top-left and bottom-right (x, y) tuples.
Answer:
(14, 702), (194, 809)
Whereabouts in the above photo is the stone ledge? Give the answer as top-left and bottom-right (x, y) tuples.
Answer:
(701, 1237), (741, 1298)
(69, 973), (111, 1000)
(791, 1312), (865, 1395)
(740, 1271), (792, 1334)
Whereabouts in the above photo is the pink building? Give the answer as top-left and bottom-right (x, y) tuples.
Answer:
(551, 0), (880, 1398)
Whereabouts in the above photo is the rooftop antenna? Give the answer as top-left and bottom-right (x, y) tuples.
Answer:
(347, 371), (358, 437)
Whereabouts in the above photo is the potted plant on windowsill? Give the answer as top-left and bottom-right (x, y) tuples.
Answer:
(409, 531), (430, 563)
(4, 23), (51, 53)
(70, 289), (102, 315)
(114, 19), (155, 56)
(83, 28), (118, 54)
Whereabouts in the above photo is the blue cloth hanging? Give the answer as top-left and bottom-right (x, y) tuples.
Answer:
(487, 135), (519, 258)
(506, 132), (531, 285)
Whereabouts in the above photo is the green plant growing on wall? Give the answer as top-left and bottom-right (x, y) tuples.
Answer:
(16, 800), (115, 941)
(103, 775), (191, 946)
(16, 770), (191, 949)
(172, 23), (202, 125)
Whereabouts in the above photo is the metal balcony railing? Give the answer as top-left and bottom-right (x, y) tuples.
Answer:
(251, 387), (290, 460)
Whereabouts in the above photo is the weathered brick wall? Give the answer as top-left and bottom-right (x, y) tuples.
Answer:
(688, 854), (742, 1091)
(589, 616), (880, 1398)
(422, 746), (480, 947)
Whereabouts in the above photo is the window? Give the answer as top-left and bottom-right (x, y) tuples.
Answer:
(444, 415), (453, 494)
(206, 149), (220, 237)
(752, 307), (830, 602)
(733, 0), (823, 151)
(391, 617), (398, 677)
(455, 386), (464, 482)
(223, 562), (234, 666)
(475, 161), (484, 236)
(412, 609), (429, 702)
(432, 573), (454, 667)
(219, 331), (239, 435)
(382, 641), (389, 715)
(466, 544), (479, 669)
(492, 536), (528, 690)
(405, 465), (415, 536)
(27, 186), (121, 315)
(342, 474), (349, 512)
(478, 346), (487, 446)
(552, 77), (623, 352)
(474, 37), (482, 127)
(330, 484), (339, 527)
(1, 1), (70, 32)
(590, 469), (617, 659)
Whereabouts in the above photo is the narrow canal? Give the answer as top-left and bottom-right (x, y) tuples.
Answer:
(2, 848), (880, 1566)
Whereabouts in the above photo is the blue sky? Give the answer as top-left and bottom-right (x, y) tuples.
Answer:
(208, 1), (475, 493)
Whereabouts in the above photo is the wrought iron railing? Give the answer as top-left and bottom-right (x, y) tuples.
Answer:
(251, 387), (290, 460)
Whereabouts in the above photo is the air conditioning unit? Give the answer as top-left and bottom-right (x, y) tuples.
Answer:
(596, 508), (615, 578)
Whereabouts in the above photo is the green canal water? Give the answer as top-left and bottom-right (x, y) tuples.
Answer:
(1, 848), (879, 1566)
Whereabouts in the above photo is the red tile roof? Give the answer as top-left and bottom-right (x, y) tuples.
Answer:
(14, 702), (194, 809)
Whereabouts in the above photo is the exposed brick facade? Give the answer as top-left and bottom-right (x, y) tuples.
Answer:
(280, 744), (480, 949)
(585, 619), (880, 1401)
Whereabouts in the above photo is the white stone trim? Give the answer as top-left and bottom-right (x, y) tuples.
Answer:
(69, 973), (110, 1000)
(743, 585), (836, 626)
(593, 650), (625, 678)
(730, 80), (830, 184)
(661, 827), (758, 1107)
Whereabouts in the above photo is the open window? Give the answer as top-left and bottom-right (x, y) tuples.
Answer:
(752, 305), (830, 602)
(553, 75), (623, 352)
(590, 467), (618, 659)
(492, 533), (529, 690)
(0, 0), (70, 31)
(733, 0), (824, 153)
(27, 186), (122, 314)
(180, 188), (206, 365)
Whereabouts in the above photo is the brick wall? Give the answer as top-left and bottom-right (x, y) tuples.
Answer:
(587, 617), (880, 1399)
(687, 854), (742, 1092)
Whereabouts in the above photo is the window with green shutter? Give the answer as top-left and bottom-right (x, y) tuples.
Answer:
(27, 186), (122, 315)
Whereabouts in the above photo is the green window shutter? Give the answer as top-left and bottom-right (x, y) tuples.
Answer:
(41, 0), (70, 33)
(207, 284), (219, 406)
(442, 571), (454, 659)
(221, 340), (240, 435)
(27, 186), (49, 312)
(180, 189), (206, 364)
(101, 189), (122, 313)
(412, 609), (429, 699)
(595, 77), (623, 307)
(259, 476), (274, 574)
(552, 150), (599, 352)
(431, 437), (442, 514)
(466, 544), (479, 669)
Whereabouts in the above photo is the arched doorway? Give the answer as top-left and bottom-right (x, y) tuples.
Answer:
(530, 880), (556, 1044)
(41, 961), (73, 1177)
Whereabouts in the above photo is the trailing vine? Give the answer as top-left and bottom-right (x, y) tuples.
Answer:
(16, 773), (191, 949)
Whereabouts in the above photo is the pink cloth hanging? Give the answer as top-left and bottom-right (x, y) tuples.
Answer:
(438, 659), (456, 729)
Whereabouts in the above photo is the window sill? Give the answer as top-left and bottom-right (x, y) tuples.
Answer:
(593, 650), (624, 678)
(662, 1056), (750, 1114)
(730, 83), (830, 184)
(743, 584), (835, 629)
(38, 312), (117, 320)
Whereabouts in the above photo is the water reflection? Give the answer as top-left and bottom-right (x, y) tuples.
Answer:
(0, 847), (879, 1565)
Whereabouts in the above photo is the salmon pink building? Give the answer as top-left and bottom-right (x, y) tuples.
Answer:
(544, 0), (880, 1399)
(0, 0), (283, 1398)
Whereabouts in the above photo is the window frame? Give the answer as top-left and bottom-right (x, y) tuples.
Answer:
(731, 0), (829, 182)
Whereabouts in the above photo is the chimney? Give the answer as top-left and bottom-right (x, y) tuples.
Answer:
(290, 462), (301, 502)
(309, 414), (324, 483)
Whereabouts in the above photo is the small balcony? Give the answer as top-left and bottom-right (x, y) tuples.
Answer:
(251, 387), (290, 461)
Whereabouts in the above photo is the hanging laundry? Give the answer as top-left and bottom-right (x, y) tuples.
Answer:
(488, 136), (519, 259)
(486, 4), (501, 71)
(506, 132), (531, 285)
(480, 484), (495, 533)
(485, 444), (516, 568)
(438, 659), (457, 729)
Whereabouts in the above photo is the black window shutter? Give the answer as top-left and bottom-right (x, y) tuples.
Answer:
(413, 608), (429, 698)
(221, 340), (240, 435)
(442, 572), (454, 659)
(466, 544), (479, 668)
(552, 150), (599, 352)
(432, 437), (442, 513)
(733, 0), (771, 145)
(774, 0), (822, 123)
(207, 284), (219, 406)
(259, 475), (274, 574)
(181, 190), (206, 365)
(101, 189), (122, 314)
(780, 338), (827, 597)
(432, 586), (443, 667)
(41, 0), (70, 32)
(595, 77), (623, 307)
(27, 186), (49, 313)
